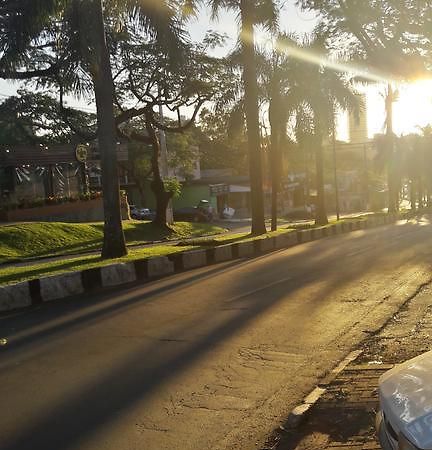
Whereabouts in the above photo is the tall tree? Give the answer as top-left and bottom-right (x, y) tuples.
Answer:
(297, 0), (430, 213)
(260, 35), (294, 231)
(112, 36), (226, 227)
(80, 0), (126, 257)
(0, 90), (95, 145)
(196, 0), (280, 235)
(277, 32), (359, 225)
(0, 0), (183, 257)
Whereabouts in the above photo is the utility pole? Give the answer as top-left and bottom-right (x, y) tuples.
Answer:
(332, 120), (340, 221)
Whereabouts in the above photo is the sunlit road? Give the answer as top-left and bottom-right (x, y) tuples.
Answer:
(1, 217), (432, 450)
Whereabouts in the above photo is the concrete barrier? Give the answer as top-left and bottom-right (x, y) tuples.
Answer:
(312, 227), (325, 239)
(341, 222), (351, 232)
(40, 272), (84, 302)
(367, 217), (376, 227)
(297, 229), (312, 243)
(325, 225), (335, 235)
(256, 237), (274, 253)
(1, 212), (396, 313)
(181, 249), (207, 270)
(146, 256), (174, 278)
(101, 262), (136, 287)
(0, 282), (32, 311)
(213, 245), (233, 263)
(274, 232), (297, 249)
(334, 223), (343, 234)
(236, 241), (255, 258)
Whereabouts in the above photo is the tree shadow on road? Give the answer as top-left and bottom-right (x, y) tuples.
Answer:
(1, 220), (431, 450)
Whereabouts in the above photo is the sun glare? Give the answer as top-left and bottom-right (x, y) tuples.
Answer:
(365, 80), (432, 138)
(393, 79), (432, 135)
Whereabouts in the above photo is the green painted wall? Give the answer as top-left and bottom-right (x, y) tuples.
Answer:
(173, 185), (216, 209)
(126, 182), (216, 211)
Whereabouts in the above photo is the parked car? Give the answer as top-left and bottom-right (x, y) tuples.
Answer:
(174, 201), (214, 223)
(129, 205), (155, 221)
(376, 350), (432, 449)
(284, 206), (314, 221)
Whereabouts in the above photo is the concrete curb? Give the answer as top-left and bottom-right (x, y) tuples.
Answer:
(285, 349), (363, 429)
(209, 244), (233, 263)
(234, 241), (255, 258)
(255, 237), (275, 253)
(0, 214), (399, 313)
(40, 272), (84, 302)
(0, 282), (32, 311)
(101, 262), (136, 287)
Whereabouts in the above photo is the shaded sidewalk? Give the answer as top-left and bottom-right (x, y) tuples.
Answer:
(265, 281), (432, 450)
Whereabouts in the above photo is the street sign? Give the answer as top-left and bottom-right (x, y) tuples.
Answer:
(75, 144), (88, 163)
(209, 184), (229, 196)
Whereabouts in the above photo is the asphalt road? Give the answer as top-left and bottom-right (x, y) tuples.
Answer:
(1, 217), (432, 450)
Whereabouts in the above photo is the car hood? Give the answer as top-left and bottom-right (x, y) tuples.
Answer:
(380, 350), (432, 449)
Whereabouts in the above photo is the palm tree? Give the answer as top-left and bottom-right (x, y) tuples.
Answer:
(200, 0), (279, 235)
(297, 0), (428, 215)
(0, 0), (182, 258)
(277, 33), (359, 225)
(383, 84), (399, 213)
(260, 37), (292, 231)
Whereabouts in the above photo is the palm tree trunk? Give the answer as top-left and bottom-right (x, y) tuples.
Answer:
(85, 0), (127, 258)
(410, 180), (416, 211)
(302, 143), (311, 205)
(314, 126), (328, 225)
(239, 0), (266, 235)
(269, 94), (281, 232)
(385, 84), (398, 213)
(419, 178), (424, 209)
(270, 137), (280, 231)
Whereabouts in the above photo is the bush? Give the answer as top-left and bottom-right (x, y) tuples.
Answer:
(1, 192), (103, 210)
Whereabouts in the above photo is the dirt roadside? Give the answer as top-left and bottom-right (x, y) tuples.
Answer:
(264, 281), (432, 450)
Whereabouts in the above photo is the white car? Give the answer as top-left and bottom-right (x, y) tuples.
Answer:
(376, 351), (432, 449)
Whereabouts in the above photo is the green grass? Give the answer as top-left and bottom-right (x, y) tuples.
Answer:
(0, 221), (225, 264)
(0, 212), (389, 287)
(0, 228), (297, 286)
(178, 227), (297, 247)
(0, 244), (195, 286)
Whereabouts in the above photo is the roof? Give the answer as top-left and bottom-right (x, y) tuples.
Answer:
(230, 184), (250, 193)
(0, 143), (129, 167)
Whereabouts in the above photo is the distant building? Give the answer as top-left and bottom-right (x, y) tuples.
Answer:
(348, 94), (368, 144)
(322, 94), (379, 213)
(0, 143), (130, 205)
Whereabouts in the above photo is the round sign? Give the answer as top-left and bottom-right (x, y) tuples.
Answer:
(75, 144), (88, 162)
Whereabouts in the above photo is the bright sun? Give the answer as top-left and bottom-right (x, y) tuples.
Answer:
(365, 79), (432, 137)
(392, 79), (432, 135)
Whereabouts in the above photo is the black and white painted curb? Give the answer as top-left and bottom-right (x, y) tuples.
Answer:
(282, 349), (364, 429)
(0, 214), (398, 312)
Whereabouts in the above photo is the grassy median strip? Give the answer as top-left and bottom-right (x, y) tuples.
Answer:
(0, 229), (294, 286)
(0, 221), (225, 264)
(0, 213), (386, 286)
(179, 227), (299, 247)
(0, 245), (195, 286)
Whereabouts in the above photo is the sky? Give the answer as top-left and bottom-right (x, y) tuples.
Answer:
(187, 1), (318, 47)
(1, 1), (431, 139)
(186, 2), (432, 139)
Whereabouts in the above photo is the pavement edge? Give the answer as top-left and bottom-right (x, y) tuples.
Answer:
(0, 214), (398, 313)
